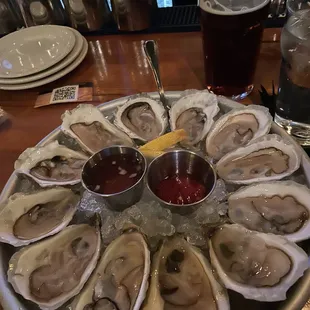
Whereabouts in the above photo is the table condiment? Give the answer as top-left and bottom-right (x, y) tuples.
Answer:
(83, 153), (143, 194)
(156, 175), (206, 205)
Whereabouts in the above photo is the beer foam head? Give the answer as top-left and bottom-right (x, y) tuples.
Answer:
(199, 0), (270, 15)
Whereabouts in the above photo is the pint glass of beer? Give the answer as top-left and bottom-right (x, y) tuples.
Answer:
(199, 0), (270, 99)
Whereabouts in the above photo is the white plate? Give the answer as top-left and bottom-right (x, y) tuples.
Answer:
(0, 29), (84, 85)
(0, 38), (88, 90)
(0, 26), (76, 78)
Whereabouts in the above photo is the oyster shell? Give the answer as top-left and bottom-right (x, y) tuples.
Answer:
(216, 134), (301, 184)
(209, 224), (308, 302)
(206, 105), (272, 161)
(169, 90), (219, 146)
(8, 224), (101, 310)
(114, 94), (168, 142)
(143, 236), (229, 310)
(61, 104), (134, 154)
(14, 141), (88, 187)
(0, 187), (79, 247)
(71, 230), (150, 310)
(228, 181), (310, 242)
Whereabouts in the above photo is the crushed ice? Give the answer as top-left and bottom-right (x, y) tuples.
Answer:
(114, 201), (175, 249)
(172, 214), (206, 247)
(76, 181), (229, 249)
(206, 179), (228, 203)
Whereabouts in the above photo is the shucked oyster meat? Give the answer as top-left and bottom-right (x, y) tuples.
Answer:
(206, 105), (272, 161)
(61, 104), (134, 154)
(0, 187), (79, 246)
(114, 95), (168, 142)
(14, 141), (88, 187)
(169, 90), (219, 146)
(216, 134), (301, 184)
(228, 181), (310, 242)
(209, 224), (308, 302)
(143, 236), (229, 310)
(8, 224), (101, 310)
(71, 231), (150, 310)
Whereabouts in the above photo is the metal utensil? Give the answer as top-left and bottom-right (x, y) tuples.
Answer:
(143, 40), (170, 111)
(81, 146), (147, 212)
(146, 150), (217, 215)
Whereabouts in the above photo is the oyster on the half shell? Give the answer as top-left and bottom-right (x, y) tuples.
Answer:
(209, 224), (308, 302)
(228, 181), (310, 242)
(0, 187), (79, 247)
(114, 94), (168, 142)
(71, 230), (150, 310)
(206, 105), (272, 161)
(143, 236), (229, 310)
(216, 134), (301, 184)
(8, 224), (101, 310)
(14, 141), (88, 187)
(169, 90), (219, 146)
(61, 104), (134, 154)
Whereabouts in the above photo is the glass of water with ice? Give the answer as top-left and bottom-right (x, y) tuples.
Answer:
(274, 4), (310, 146)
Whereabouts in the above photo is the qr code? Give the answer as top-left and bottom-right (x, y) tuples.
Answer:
(50, 85), (79, 104)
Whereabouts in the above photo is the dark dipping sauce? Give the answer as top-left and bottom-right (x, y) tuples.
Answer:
(156, 175), (206, 205)
(83, 154), (144, 194)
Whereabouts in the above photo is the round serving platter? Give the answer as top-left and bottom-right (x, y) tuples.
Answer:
(0, 91), (310, 310)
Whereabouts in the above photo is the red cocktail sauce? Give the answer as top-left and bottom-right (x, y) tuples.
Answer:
(156, 175), (206, 205)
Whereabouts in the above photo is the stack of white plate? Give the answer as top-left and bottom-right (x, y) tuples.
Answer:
(0, 25), (88, 90)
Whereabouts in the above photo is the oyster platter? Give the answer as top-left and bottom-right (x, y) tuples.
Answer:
(0, 90), (310, 310)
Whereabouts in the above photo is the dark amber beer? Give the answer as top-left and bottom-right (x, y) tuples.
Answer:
(199, 0), (270, 99)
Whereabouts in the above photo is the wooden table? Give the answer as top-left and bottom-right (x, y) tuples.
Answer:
(0, 28), (282, 192)
(0, 27), (309, 310)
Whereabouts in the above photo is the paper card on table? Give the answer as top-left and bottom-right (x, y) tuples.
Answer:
(34, 82), (93, 108)
(50, 85), (79, 104)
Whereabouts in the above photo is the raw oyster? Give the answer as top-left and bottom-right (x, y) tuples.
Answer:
(114, 94), (168, 142)
(143, 236), (229, 310)
(206, 105), (272, 161)
(228, 181), (310, 242)
(61, 104), (134, 154)
(216, 134), (301, 184)
(71, 230), (150, 310)
(8, 224), (101, 310)
(169, 90), (219, 146)
(0, 187), (79, 247)
(209, 224), (308, 302)
(14, 141), (88, 187)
